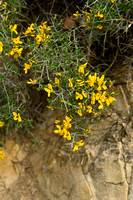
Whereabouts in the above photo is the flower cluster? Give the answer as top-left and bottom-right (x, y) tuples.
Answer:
(73, 9), (104, 30)
(23, 21), (51, 47)
(8, 25), (23, 58)
(95, 11), (103, 18)
(36, 21), (51, 47)
(54, 116), (72, 141)
(73, 65), (116, 117)
(45, 62), (116, 151)
(24, 59), (38, 74)
(8, 46), (23, 58)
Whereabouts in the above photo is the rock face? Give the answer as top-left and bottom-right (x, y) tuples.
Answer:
(30, 99), (133, 200)
(0, 140), (48, 200)
(0, 140), (28, 190)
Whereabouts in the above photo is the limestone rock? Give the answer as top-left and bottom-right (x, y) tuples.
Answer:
(30, 103), (133, 200)
(0, 140), (28, 190)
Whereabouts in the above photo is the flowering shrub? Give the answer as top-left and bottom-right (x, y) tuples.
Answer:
(44, 63), (116, 150)
(2, 0), (132, 155)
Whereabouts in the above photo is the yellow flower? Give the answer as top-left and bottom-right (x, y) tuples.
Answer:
(85, 72), (89, 76)
(99, 91), (106, 102)
(109, 80), (113, 87)
(9, 24), (18, 34)
(78, 63), (87, 74)
(27, 79), (38, 84)
(98, 103), (104, 109)
(86, 15), (90, 22)
(82, 10), (89, 15)
(8, 47), (23, 58)
(0, 151), (5, 160)
(68, 79), (73, 89)
(48, 83), (53, 90)
(75, 109), (82, 116)
(86, 73), (97, 87)
(95, 11), (103, 18)
(63, 116), (72, 129)
(111, 0), (115, 3)
(55, 120), (60, 124)
(75, 110), (83, 116)
(36, 34), (42, 45)
(2, 2), (8, 7)
(44, 84), (53, 97)
(56, 73), (62, 76)
(38, 21), (51, 32)
(76, 79), (84, 87)
(63, 129), (71, 140)
(91, 92), (96, 104)
(95, 92), (101, 100)
(3, 23), (8, 28)
(83, 127), (91, 135)
(73, 140), (84, 152)
(78, 102), (85, 110)
(47, 106), (54, 110)
(86, 127), (91, 133)
(95, 85), (101, 91)
(55, 77), (60, 86)
(12, 37), (22, 45)
(82, 90), (87, 98)
(86, 106), (93, 113)
(0, 41), (3, 53)
(97, 74), (104, 85)
(102, 81), (107, 90)
(23, 23), (35, 35)
(96, 25), (103, 29)
(54, 125), (63, 135)
(24, 62), (32, 74)
(106, 96), (116, 106)
(82, 24), (87, 28)
(93, 111), (101, 115)
(73, 11), (80, 18)
(75, 92), (83, 100)
(12, 112), (22, 122)
(0, 121), (5, 127)
(44, 88), (52, 97)
(4, 16), (8, 21)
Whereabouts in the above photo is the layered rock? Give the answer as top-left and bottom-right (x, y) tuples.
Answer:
(30, 99), (133, 200)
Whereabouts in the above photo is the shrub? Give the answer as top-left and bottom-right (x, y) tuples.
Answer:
(3, 0), (132, 155)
